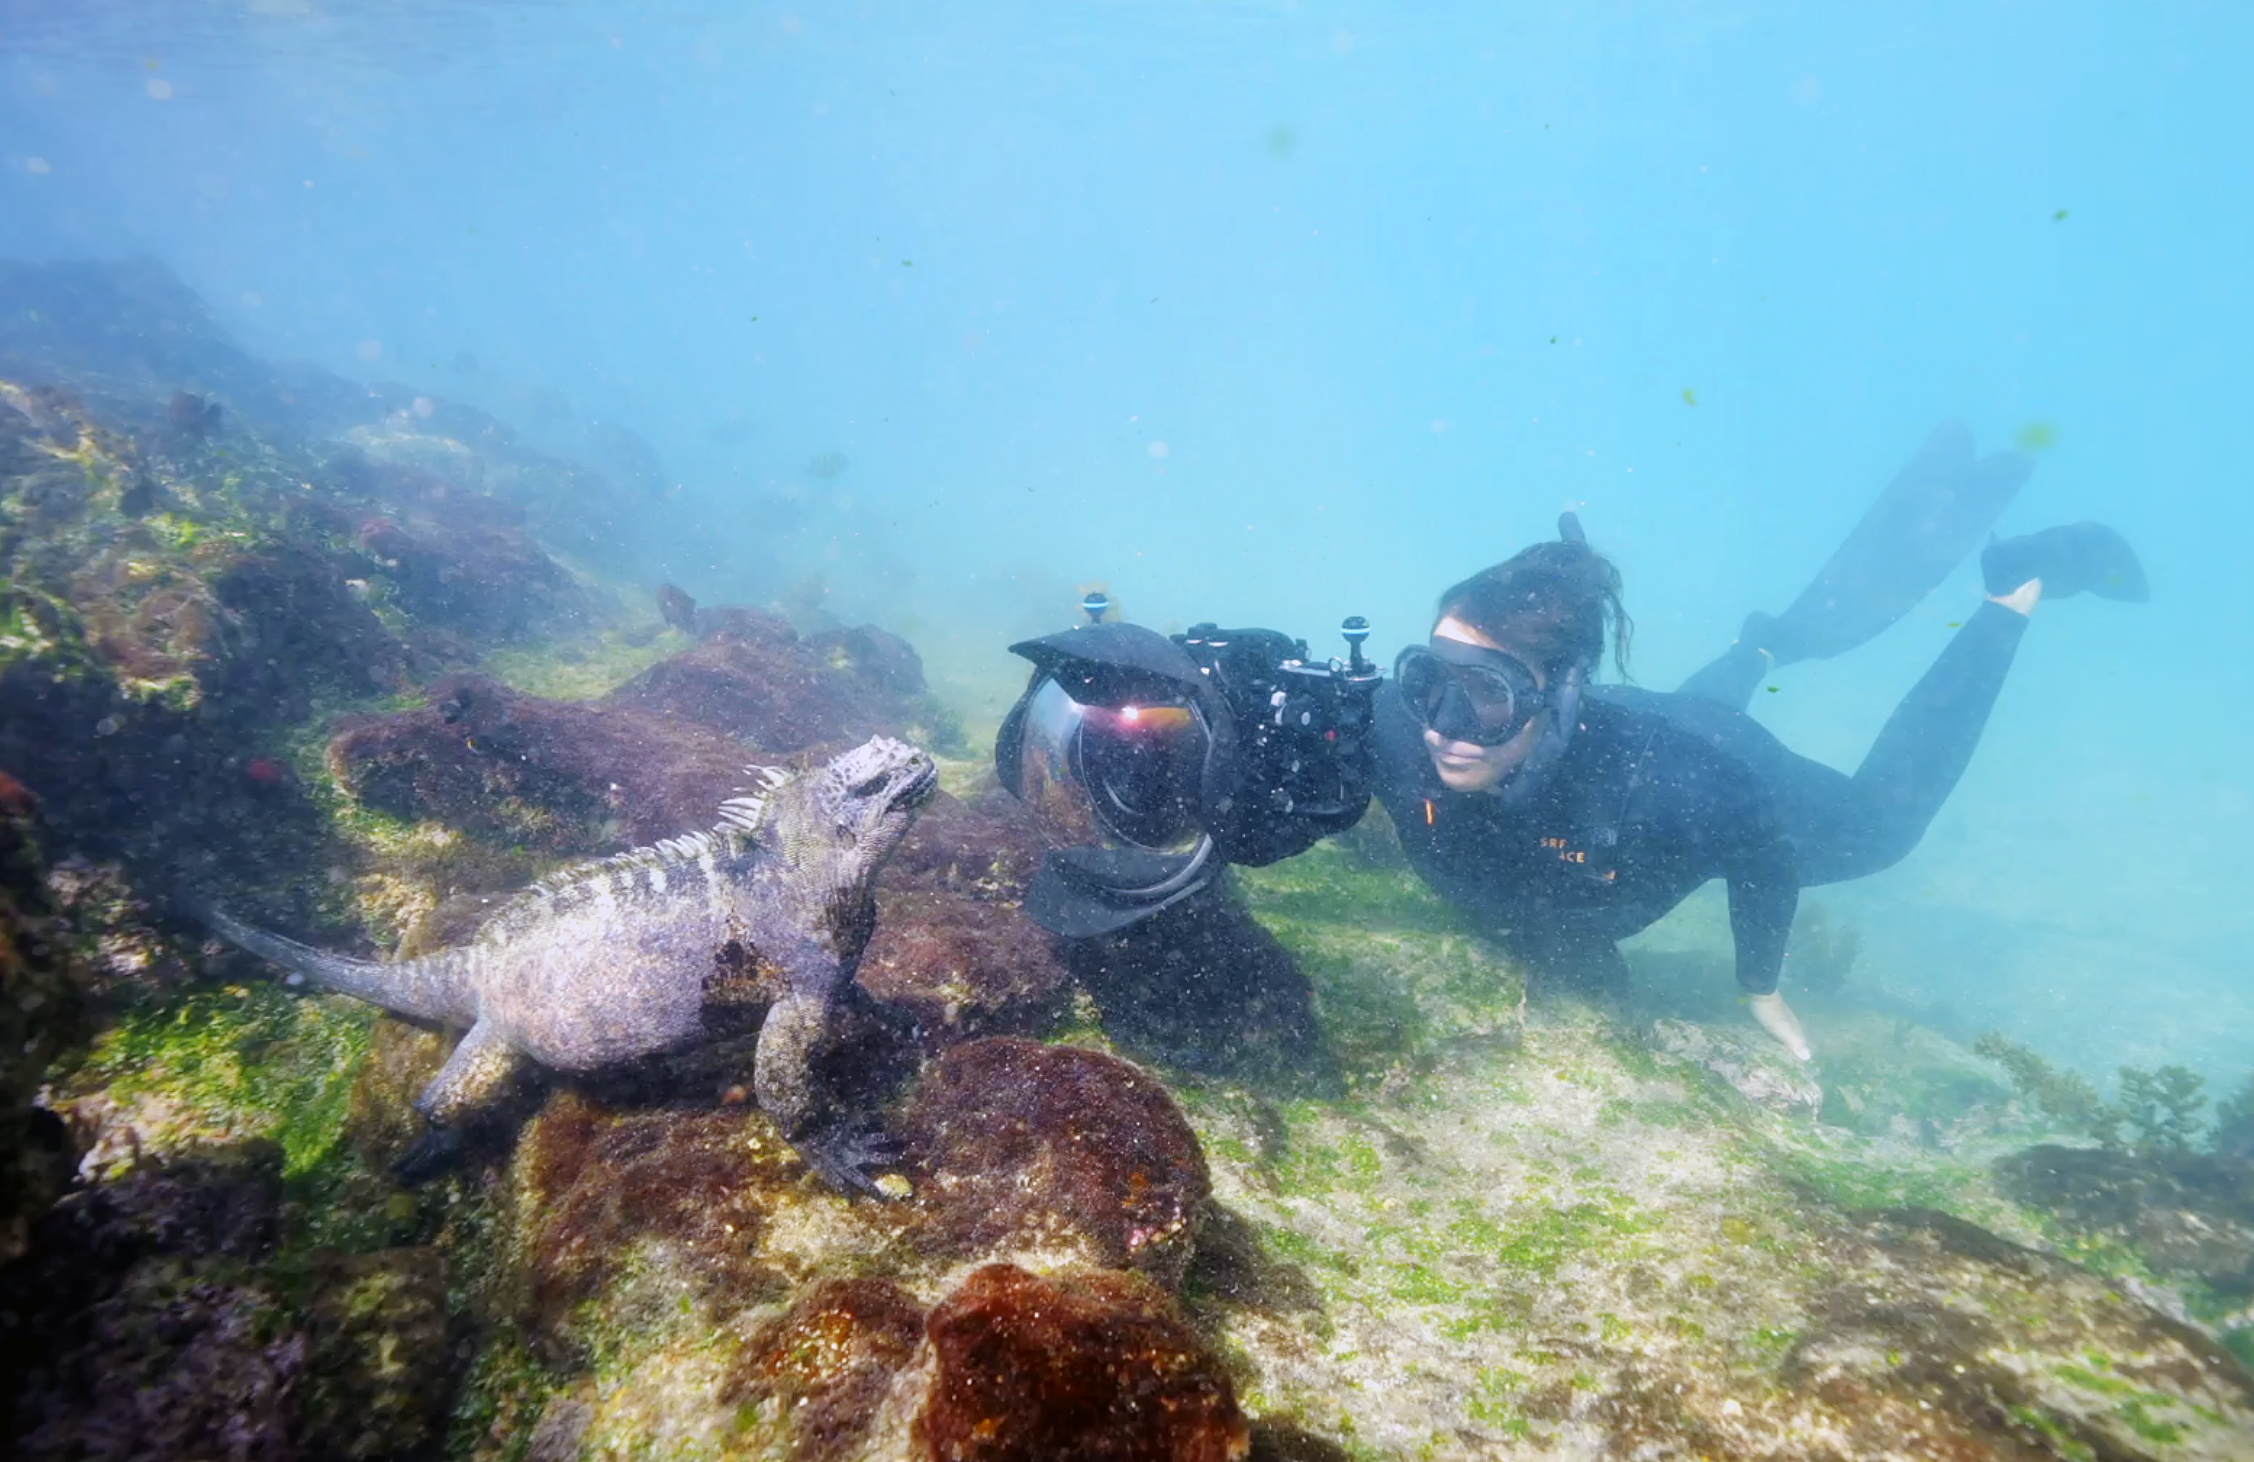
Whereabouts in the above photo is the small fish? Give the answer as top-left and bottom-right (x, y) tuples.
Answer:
(806, 451), (850, 480)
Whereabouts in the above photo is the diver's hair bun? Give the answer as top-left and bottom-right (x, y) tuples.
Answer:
(1436, 539), (1634, 679)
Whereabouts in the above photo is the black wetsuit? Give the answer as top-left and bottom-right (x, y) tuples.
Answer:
(1370, 601), (2029, 994)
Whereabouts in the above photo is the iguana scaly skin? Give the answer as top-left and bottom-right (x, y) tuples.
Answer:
(201, 736), (938, 1193)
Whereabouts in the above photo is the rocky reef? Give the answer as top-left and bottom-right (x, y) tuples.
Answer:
(4, 259), (2252, 1459)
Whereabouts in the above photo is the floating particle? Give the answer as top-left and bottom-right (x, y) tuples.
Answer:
(2014, 421), (2057, 451)
(1681, 387), (1698, 406)
(2053, 208), (2069, 222)
(25, 157), (50, 175)
(1147, 441), (1170, 459)
(356, 339), (383, 361)
(146, 78), (174, 101)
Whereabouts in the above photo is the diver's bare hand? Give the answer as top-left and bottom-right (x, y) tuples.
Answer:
(1749, 991), (1813, 1061)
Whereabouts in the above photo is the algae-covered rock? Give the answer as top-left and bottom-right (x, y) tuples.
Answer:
(508, 1094), (805, 1351)
(901, 1037), (1211, 1287)
(1652, 1014), (1825, 1118)
(1066, 882), (1336, 1089)
(718, 1276), (927, 1462)
(914, 1262), (1251, 1462)
(858, 889), (1069, 1046)
(609, 618), (932, 752)
(300, 1245), (454, 1460)
(0, 1140), (455, 1462)
(0, 771), (83, 1262)
(1998, 1143), (2254, 1294)
(326, 672), (754, 856)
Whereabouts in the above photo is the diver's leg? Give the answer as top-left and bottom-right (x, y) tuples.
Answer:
(1835, 601), (2029, 876)
(1676, 617), (1778, 711)
(1677, 423), (2031, 709)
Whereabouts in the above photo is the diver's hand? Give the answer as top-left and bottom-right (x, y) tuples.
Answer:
(1749, 991), (1813, 1061)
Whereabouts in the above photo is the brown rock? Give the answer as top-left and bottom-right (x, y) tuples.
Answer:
(858, 890), (1068, 1047)
(0, 775), (82, 1263)
(914, 1263), (1249, 1462)
(326, 673), (753, 855)
(603, 630), (906, 751)
(900, 1039), (1209, 1286)
(881, 787), (1047, 903)
(512, 1095), (800, 1345)
(720, 1276), (927, 1462)
(301, 1246), (453, 1460)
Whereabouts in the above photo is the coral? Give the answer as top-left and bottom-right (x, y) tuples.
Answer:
(2118, 1064), (2210, 1156)
(900, 1038), (1211, 1287)
(717, 1276), (926, 1462)
(1977, 1032), (2218, 1159)
(2215, 1074), (2254, 1159)
(914, 1263), (1250, 1462)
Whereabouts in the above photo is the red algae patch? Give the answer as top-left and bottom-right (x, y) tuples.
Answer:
(719, 1276), (927, 1462)
(914, 1263), (1249, 1462)
(900, 1038), (1210, 1286)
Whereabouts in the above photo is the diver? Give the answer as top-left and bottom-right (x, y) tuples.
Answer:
(1379, 496), (2147, 1061)
(994, 424), (2148, 1061)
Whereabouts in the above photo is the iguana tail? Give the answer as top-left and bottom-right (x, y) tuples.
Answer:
(197, 904), (476, 1026)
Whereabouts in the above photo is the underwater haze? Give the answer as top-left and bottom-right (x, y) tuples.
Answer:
(6, 2), (2254, 1457)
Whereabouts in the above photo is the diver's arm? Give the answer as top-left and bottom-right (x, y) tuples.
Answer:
(1748, 992), (1812, 1062)
(1724, 836), (1811, 1059)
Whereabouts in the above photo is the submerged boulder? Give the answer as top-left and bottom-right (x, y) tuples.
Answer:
(1652, 1015), (1825, 1118)
(0, 772), (82, 1263)
(900, 1038), (1210, 1287)
(605, 614), (931, 752)
(326, 673), (753, 856)
(718, 1276), (927, 1462)
(1997, 1143), (2254, 1293)
(914, 1263), (1249, 1462)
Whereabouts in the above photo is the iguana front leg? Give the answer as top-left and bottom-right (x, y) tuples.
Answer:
(399, 1018), (526, 1182)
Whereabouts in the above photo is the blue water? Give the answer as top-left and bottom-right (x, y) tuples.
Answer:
(5, 1), (2249, 1082)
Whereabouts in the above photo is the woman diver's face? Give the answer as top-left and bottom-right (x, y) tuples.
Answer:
(1422, 616), (1546, 794)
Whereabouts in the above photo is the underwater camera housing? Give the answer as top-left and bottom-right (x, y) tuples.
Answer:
(996, 596), (1380, 936)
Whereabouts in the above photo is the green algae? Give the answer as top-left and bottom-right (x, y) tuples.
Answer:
(78, 983), (374, 1179)
(482, 629), (677, 702)
(1237, 842), (1523, 1084)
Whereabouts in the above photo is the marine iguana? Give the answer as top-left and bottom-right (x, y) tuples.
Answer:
(199, 735), (938, 1194)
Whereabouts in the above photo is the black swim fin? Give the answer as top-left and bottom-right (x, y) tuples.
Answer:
(1757, 421), (2031, 665)
(1980, 522), (2149, 601)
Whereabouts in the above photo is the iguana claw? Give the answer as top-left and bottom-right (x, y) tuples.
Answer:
(795, 1125), (906, 1199)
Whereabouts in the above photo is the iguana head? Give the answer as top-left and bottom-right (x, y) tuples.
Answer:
(772, 736), (938, 885)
